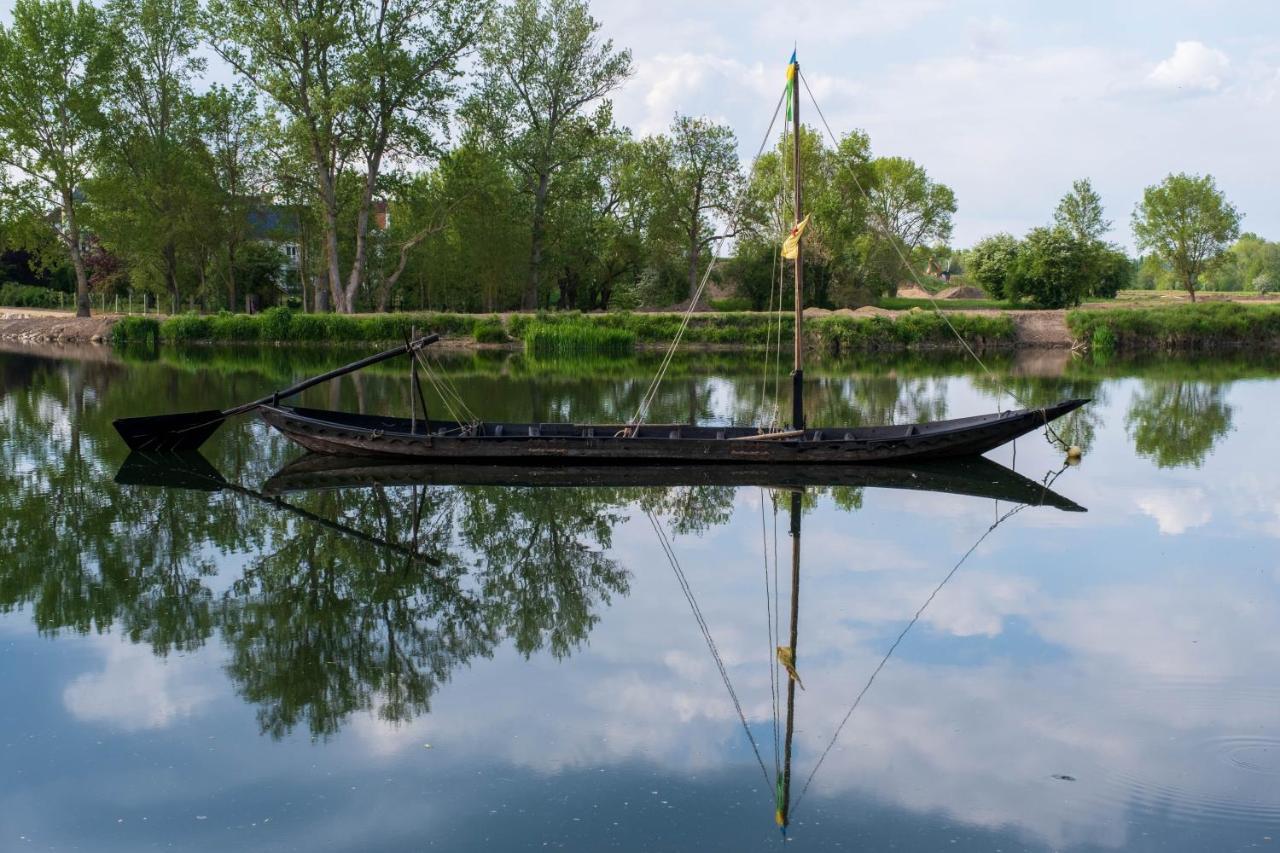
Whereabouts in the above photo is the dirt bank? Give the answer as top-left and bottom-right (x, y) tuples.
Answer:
(0, 309), (117, 344)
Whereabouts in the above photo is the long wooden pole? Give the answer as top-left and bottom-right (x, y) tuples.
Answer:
(791, 61), (805, 431)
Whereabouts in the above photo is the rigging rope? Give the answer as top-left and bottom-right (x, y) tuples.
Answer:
(648, 510), (773, 786)
(796, 70), (1071, 450)
(628, 85), (789, 432)
(790, 463), (1071, 815)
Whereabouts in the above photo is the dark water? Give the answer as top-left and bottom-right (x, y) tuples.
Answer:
(1, 344), (1278, 852)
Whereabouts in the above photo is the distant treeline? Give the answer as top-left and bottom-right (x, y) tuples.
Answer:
(0, 0), (961, 319)
(0, 1), (1263, 318)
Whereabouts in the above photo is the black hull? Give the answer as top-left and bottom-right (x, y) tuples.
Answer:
(258, 398), (1089, 465)
(263, 453), (1086, 512)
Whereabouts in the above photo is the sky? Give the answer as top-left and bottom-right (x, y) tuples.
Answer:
(2, 0), (1277, 250)
(587, 0), (1280, 249)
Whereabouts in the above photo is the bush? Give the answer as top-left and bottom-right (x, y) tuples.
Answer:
(0, 282), (65, 309)
(966, 234), (1021, 301)
(159, 313), (214, 342)
(1007, 227), (1092, 308)
(473, 317), (508, 343)
(259, 306), (294, 339)
(708, 297), (753, 312)
(110, 315), (160, 347)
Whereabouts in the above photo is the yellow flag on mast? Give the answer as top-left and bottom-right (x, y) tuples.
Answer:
(781, 214), (809, 260)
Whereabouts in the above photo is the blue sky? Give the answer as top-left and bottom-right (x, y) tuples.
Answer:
(3, 0), (1277, 249)
(591, 0), (1280, 248)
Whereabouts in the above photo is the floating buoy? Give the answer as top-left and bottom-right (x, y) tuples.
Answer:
(1066, 445), (1082, 462)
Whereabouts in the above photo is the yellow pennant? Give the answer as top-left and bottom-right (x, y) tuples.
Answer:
(776, 645), (804, 689)
(781, 214), (810, 260)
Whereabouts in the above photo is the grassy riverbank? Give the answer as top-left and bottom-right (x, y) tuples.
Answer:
(1067, 303), (1280, 351)
(109, 307), (1018, 354)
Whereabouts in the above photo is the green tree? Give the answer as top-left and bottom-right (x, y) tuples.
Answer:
(867, 155), (956, 260)
(88, 0), (207, 309)
(1053, 178), (1111, 243)
(201, 83), (269, 310)
(966, 233), (1021, 300)
(1006, 226), (1092, 308)
(1132, 173), (1241, 302)
(468, 0), (632, 310)
(642, 115), (742, 301)
(207, 0), (487, 313)
(0, 0), (117, 317)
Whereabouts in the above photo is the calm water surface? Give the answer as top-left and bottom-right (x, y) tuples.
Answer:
(1, 345), (1278, 851)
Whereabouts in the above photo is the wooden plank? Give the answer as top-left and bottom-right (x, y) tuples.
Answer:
(728, 429), (804, 442)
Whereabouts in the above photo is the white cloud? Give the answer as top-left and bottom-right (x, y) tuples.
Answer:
(1147, 40), (1231, 93)
(1135, 486), (1213, 534)
(63, 636), (219, 731)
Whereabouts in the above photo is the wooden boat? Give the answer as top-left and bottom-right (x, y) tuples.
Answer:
(257, 398), (1088, 465)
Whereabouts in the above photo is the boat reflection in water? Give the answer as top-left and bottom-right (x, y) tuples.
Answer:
(115, 450), (1084, 825)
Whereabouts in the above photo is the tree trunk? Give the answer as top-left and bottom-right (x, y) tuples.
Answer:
(687, 236), (700, 302)
(227, 242), (239, 311)
(525, 171), (551, 310)
(313, 158), (345, 313)
(61, 189), (91, 318)
(343, 156), (381, 315)
(164, 239), (180, 313)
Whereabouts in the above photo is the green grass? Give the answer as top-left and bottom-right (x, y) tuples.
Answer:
(523, 321), (635, 357)
(1066, 303), (1280, 350)
(109, 315), (160, 347)
(808, 312), (1016, 353)
(157, 309), (480, 343)
(130, 307), (1020, 353)
(708, 296), (754, 312)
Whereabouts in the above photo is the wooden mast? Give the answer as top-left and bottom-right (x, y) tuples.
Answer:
(791, 58), (805, 431)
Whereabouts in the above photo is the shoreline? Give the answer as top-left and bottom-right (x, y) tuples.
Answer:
(5, 302), (1280, 352)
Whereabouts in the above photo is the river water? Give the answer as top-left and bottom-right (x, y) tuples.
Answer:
(1, 344), (1278, 851)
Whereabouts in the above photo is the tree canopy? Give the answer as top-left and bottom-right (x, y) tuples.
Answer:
(1133, 173), (1241, 302)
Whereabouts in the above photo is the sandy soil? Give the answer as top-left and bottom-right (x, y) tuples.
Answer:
(0, 309), (118, 343)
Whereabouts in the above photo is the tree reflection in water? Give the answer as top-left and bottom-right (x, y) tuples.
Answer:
(1125, 381), (1233, 469)
(0, 344), (1246, 746)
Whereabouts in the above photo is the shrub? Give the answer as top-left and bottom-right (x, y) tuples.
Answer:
(966, 233), (1021, 301)
(709, 297), (753, 312)
(159, 313), (214, 342)
(473, 317), (508, 343)
(259, 306), (294, 339)
(110, 315), (160, 347)
(0, 282), (65, 309)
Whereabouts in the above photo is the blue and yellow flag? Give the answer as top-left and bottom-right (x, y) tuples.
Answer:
(784, 50), (797, 121)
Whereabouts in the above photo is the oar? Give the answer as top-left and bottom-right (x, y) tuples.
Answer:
(113, 332), (441, 451)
